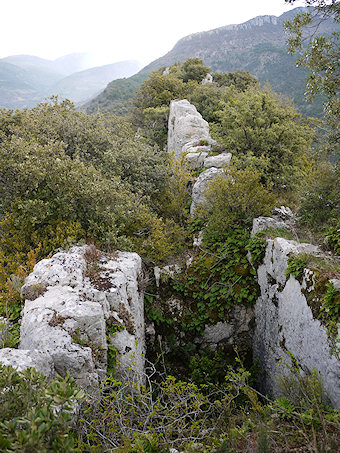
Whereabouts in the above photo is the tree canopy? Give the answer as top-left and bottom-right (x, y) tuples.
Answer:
(284, 0), (340, 119)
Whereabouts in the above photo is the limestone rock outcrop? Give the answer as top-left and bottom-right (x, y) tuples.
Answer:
(168, 99), (232, 170)
(167, 99), (232, 216)
(0, 246), (145, 389)
(251, 223), (340, 407)
(0, 348), (55, 376)
(168, 99), (214, 160)
(190, 167), (225, 215)
(251, 206), (295, 236)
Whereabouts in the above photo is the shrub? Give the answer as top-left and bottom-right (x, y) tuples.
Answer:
(196, 166), (276, 237)
(298, 161), (339, 232)
(76, 361), (250, 451)
(213, 85), (315, 190)
(0, 365), (83, 452)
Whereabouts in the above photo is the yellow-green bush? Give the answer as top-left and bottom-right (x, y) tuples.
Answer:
(196, 166), (276, 237)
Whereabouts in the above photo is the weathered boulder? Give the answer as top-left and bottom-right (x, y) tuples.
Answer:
(272, 205), (294, 221)
(167, 99), (215, 161)
(0, 348), (54, 376)
(251, 217), (288, 237)
(185, 151), (209, 169)
(197, 305), (254, 351)
(201, 73), (213, 85)
(190, 167), (225, 215)
(203, 153), (232, 169)
(253, 236), (340, 407)
(251, 205), (295, 236)
(0, 246), (145, 389)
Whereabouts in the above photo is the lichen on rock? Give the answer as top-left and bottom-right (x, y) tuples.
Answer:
(0, 246), (145, 390)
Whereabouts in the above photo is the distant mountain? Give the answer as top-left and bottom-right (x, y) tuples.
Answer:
(87, 7), (337, 118)
(0, 61), (59, 109)
(0, 54), (141, 109)
(2, 52), (98, 76)
(50, 60), (142, 104)
(52, 53), (100, 76)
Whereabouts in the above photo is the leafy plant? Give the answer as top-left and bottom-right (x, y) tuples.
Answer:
(196, 165), (276, 236)
(246, 233), (267, 267)
(168, 228), (258, 334)
(326, 221), (340, 254)
(0, 365), (83, 452)
(285, 254), (309, 280)
(213, 85), (315, 191)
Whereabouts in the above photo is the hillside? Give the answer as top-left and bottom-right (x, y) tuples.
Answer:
(0, 55), (141, 109)
(48, 60), (142, 104)
(85, 72), (148, 115)
(0, 61), (57, 109)
(86, 7), (336, 118)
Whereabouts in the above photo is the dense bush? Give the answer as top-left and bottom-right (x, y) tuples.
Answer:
(0, 98), (184, 320)
(0, 365), (83, 452)
(74, 361), (339, 452)
(196, 166), (276, 236)
(212, 86), (316, 190)
(298, 161), (340, 232)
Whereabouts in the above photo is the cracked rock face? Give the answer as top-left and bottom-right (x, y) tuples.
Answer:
(0, 246), (145, 389)
(168, 99), (214, 159)
(167, 99), (232, 217)
(252, 235), (340, 407)
(190, 167), (226, 215)
(167, 99), (231, 170)
(197, 305), (254, 351)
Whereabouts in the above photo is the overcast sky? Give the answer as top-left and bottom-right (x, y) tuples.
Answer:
(1, 0), (304, 67)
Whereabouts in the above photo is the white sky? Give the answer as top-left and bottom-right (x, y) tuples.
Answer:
(1, 0), (305, 67)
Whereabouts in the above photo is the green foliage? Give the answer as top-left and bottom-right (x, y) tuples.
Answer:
(131, 71), (185, 148)
(76, 363), (253, 452)
(158, 153), (193, 226)
(169, 229), (259, 334)
(284, 0), (340, 119)
(213, 86), (315, 190)
(120, 432), (168, 453)
(213, 70), (260, 91)
(298, 161), (340, 232)
(0, 323), (20, 349)
(130, 60), (262, 149)
(188, 347), (254, 387)
(196, 166), (276, 236)
(141, 105), (170, 148)
(320, 281), (340, 325)
(285, 254), (309, 280)
(0, 98), (182, 274)
(0, 365), (83, 452)
(246, 233), (268, 267)
(180, 58), (210, 83)
(75, 362), (339, 452)
(107, 344), (119, 376)
(3, 97), (169, 200)
(326, 221), (340, 254)
(132, 211), (187, 264)
(187, 82), (233, 123)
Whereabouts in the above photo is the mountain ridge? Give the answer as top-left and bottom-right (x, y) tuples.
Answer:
(87, 7), (334, 118)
